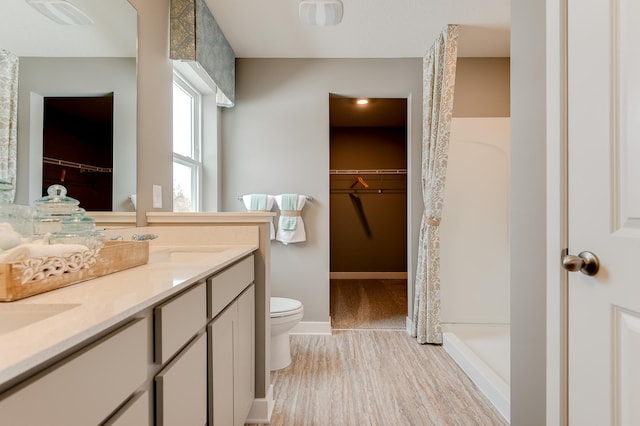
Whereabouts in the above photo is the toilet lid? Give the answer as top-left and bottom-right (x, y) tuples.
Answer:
(271, 297), (303, 316)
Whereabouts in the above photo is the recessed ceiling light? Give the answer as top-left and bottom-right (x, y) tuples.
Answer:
(356, 99), (369, 105)
(26, 0), (94, 26)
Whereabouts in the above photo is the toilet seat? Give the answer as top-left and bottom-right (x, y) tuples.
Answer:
(270, 297), (303, 318)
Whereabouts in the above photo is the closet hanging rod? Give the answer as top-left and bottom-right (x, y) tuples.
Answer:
(329, 169), (407, 175)
(43, 157), (112, 173)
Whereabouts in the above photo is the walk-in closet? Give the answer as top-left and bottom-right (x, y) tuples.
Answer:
(328, 95), (408, 330)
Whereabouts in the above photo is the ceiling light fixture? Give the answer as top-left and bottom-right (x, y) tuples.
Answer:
(356, 99), (369, 105)
(299, 0), (343, 26)
(26, 0), (94, 25)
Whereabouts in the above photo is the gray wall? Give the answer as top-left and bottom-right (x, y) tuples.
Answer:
(220, 58), (423, 322)
(454, 58), (511, 118)
(16, 57), (137, 211)
(130, 0), (174, 223)
(511, 0), (547, 424)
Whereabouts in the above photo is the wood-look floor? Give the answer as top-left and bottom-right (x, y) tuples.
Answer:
(250, 279), (507, 425)
(258, 330), (508, 425)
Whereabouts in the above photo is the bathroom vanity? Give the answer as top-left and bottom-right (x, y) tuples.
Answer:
(0, 214), (275, 425)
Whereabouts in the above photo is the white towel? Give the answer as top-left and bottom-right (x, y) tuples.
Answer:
(242, 194), (276, 240)
(0, 243), (90, 263)
(275, 194), (308, 245)
(0, 223), (24, 250)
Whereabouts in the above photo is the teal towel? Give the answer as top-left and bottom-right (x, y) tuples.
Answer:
(280, 194), (298, 231)
(249, 194), (267, 211)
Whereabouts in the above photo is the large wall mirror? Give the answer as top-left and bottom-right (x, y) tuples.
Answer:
(1, 0), (137, 212)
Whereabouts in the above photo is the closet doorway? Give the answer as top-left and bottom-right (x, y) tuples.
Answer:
(329, 95), (408, 330)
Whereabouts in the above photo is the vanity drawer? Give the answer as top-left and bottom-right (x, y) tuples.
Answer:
(154, 281), (206, 364)
(208, 255), (254, 319)
(0, 318), (148, 426)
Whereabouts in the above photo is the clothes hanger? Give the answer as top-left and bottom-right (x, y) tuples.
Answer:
(349, 176), (369, 189)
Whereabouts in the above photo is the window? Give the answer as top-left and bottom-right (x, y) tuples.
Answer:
(172, 72), (202, 212)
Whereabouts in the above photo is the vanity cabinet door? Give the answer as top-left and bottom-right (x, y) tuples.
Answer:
(209, 284), (255, 426)
(104, 391), (150, 426)
(155, 332), (207, 426)
(209, 303), (236, 426)
(235, 284), (255, 424)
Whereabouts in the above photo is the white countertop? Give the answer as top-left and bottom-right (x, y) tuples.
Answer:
(0, 243), (257, 388)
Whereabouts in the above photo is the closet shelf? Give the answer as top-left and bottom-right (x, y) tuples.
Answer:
(329, 169), (407, 175)
(43, 157), (113, 173)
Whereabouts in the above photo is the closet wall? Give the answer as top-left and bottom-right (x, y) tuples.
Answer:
(330, 122), (407, 274)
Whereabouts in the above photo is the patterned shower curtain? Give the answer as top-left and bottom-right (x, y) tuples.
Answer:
(0, 49), (18, 202)
(412, 25), (458, 344)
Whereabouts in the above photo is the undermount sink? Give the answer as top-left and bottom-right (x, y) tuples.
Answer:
(148, 246), (230, 265)
(0, 304), (80, 336)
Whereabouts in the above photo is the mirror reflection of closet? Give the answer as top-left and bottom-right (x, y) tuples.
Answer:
(42, 95), (114, 211)
(1, 0), (138, 212)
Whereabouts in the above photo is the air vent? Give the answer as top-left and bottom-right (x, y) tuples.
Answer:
(299, 0), (343, 26)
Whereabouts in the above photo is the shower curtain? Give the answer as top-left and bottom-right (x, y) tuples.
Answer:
(412, 25), (458, 344)
(0, 49), (18, 202)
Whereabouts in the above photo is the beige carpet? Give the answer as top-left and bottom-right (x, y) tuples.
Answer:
(330, 279), (407, 330)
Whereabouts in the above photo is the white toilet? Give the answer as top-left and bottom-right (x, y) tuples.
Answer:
(270, 297), (304, 371)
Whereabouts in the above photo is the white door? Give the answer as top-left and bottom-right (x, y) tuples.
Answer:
(567, 0), (640, 424)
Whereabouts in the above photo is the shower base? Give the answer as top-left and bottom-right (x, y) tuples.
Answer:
(442, 323), (510, 422)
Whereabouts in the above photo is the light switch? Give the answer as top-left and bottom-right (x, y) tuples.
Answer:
(153, 185), (162, 208)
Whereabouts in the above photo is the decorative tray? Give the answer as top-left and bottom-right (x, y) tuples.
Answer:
(0, 240), (149, 302)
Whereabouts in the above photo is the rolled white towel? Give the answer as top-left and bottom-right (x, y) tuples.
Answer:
(0, 223), (23, 251)
(0, 243), (90, 263)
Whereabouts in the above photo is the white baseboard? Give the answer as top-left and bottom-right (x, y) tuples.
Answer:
(245, 384), (274, 424)
(405, 317), (414, 336)
(290, 321), (332, 335)
(330, 272), (408, 279)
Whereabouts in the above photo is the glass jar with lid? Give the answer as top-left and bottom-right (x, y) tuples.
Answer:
(33, 184), (81, 237)
(48, 208), (105, 249)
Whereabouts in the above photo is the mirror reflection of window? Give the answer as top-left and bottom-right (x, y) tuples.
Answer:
(172, 71), (202, 212)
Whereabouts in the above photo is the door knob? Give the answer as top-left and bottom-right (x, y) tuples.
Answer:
(561, 251), (600, 276)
